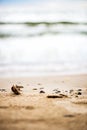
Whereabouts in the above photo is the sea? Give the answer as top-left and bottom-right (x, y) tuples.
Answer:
(0, 0), (87, 77)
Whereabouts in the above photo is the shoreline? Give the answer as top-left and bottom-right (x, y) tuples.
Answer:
(0, 71), (87, 78)
(0, 74), (87, 130)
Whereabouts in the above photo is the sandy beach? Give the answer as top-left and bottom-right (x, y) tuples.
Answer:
(0, 0), (87, 129)
(0, 74), (87, 130)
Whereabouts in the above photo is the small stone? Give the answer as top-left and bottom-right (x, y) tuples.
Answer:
(25, 106), (34, 110)
(40, 90), (45, 93)
(78, 89), (82, 91)
(40, 87), (44, 89)
(75, 95), (78, 98)
(77, 92), (82, 95)
(0, 89), (6, 92)
(64, 114), (75, 117)
(53, 89), (59, 91)
(33, 88), (37, 90)
(38, 83), (41, 85)
(55, 91), (61, 94)
(69, 89), (74, 93)
(47, 95), (63, 98)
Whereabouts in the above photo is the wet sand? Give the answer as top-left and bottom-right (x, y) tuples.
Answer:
(0, 74), (87, 130)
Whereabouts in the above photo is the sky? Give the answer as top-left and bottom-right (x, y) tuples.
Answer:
(0, 0), (85, 4)
(0, 0), (39, 4)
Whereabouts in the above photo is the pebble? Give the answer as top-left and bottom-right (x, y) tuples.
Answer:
(77, 92), (82, 95)
(78, 89), (82, 91)
(47, 95), (63, 98)
(0, 89), (6, 92)
(40, 87), (44, 89)
(75, 95), (78, 98)
(33, 88), (37, 90)
(69, 89), (74, 93)
(38, 83), (41, 85)
(55, 91), (61, 94)
(25, 106), (34, 110)
(39, 90), (45, 93)
(64, 114), (75, 117)
(53, 89), (58, 91)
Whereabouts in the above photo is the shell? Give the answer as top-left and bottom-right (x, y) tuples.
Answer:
(11, 85), (21, 95)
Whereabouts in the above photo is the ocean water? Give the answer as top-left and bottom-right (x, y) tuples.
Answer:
(0, 0), (87, 77)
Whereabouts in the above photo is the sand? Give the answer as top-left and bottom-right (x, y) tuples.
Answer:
(0, 74), (87, 130)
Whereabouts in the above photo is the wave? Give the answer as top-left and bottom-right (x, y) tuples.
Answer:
(0, 31), (87, 38)
(0, 21), (87, 26)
